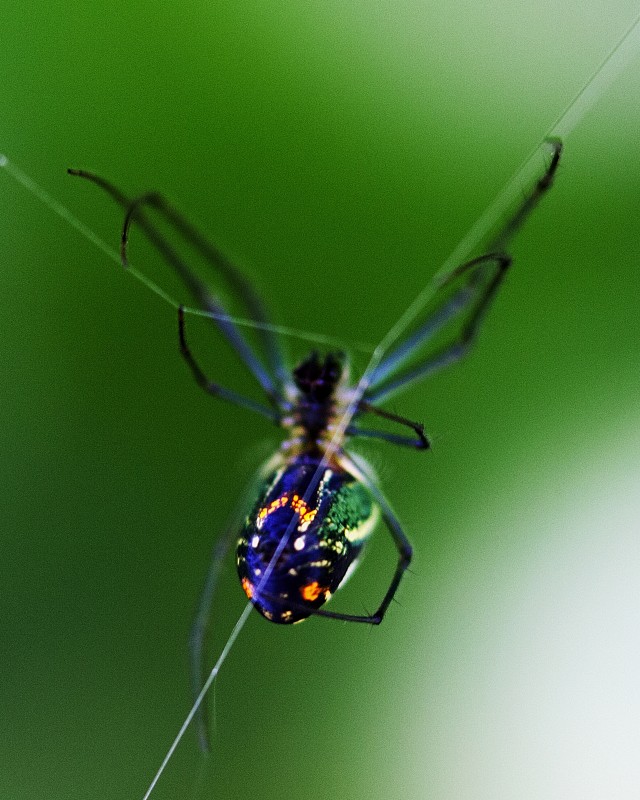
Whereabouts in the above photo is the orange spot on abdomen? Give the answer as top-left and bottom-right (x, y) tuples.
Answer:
(300, 581), (328, 602)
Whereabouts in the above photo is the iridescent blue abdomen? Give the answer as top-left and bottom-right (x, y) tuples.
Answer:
(236, 454), (378, 624)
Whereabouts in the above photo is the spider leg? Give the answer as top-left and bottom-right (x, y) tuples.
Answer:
(122, 191), (288, 388)
(487, 137), (562, 252)
(188, 524), (237, 753)
(291, 453), (412, 624)
(365, 138), (561, 404)
(366, 282), (476, 391)
(345, 425), (428, 449)
(188, 457), (278, 751)
(367, 253), (511, 403)
(178, 307), (279, 420)
(347, 399), (430, 449)
(67, 169), (282, 405)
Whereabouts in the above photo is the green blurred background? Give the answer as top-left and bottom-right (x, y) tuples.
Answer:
(2, 2), (639, 799)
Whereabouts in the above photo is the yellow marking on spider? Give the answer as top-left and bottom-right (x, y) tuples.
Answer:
(241, 577), (254, 599)
(290, 494), (318, 530)
(256, 492), (318, 532)
(256, 494), (290, 529)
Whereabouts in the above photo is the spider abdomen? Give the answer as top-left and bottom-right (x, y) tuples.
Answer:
(236, 454), (379, 624)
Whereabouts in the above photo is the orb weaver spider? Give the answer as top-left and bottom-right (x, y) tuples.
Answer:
(68, 137), (561, 747)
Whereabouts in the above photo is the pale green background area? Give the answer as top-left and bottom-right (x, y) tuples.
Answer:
(1, 2), (640, 799)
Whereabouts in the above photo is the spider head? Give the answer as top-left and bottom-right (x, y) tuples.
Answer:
(292, 352), (345, 402)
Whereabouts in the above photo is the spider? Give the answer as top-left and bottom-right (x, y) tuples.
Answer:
(68, 137), (561, 746)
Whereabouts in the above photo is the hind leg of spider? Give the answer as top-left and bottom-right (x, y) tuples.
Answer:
(122, 191), (288, 387)
(178, 307), (279, 421)
(297, 455), (411, 625)
(188, 525), (238, 752)
(189, 462), (277, 750)
(367, 253), (511, 403)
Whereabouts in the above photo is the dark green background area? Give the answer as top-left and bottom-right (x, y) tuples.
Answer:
(2, 3), (639, 799)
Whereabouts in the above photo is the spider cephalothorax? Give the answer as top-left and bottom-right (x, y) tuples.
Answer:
(290, 351), (346, 441)
(292, 351), (345, 401)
